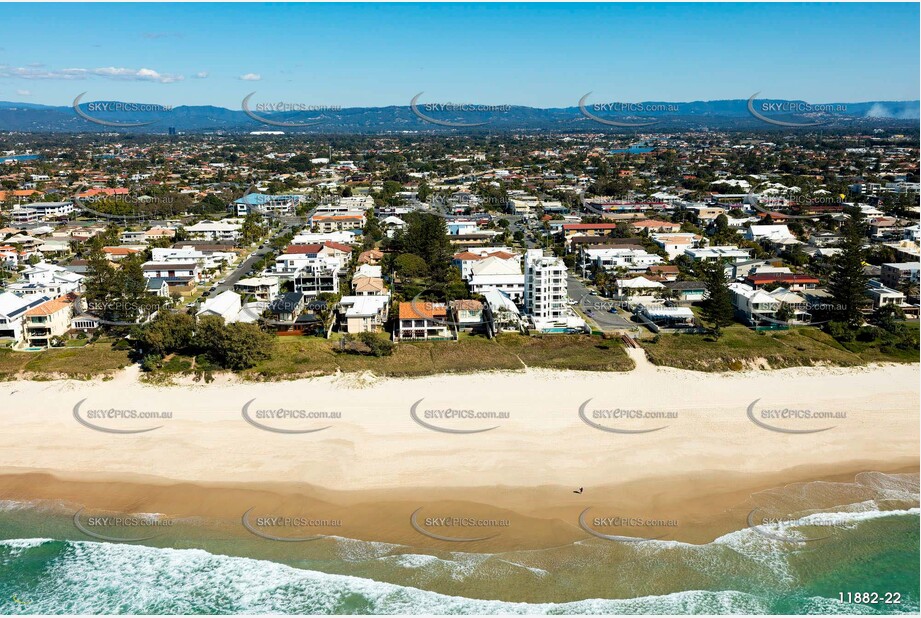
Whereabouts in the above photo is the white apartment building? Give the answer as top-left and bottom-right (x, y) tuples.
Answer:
(524, 249), (567, 319)
(4, 262), (84, 298)
(291, 259), (342, 296)
(151, 247), (234, 271)
(309, 212), (366, 233)
(685, 245), (753, 263)
(337, 295), (390, 333)
(184, 220), (242, 243)
(290, 231), (358, 246)
(580, 247), (663, 273)
(651, 232), (706, 260)
(0, 291), (50, 342)
(468, 256), (526, 302)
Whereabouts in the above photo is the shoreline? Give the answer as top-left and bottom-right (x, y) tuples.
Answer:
(0, 464), (918, 552)
(0, 361), (917, 551)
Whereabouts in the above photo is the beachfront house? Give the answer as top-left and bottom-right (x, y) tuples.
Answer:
(337, 295), (390, 334)
(23, 294), (75, 348)
(395, 301), (453, 341)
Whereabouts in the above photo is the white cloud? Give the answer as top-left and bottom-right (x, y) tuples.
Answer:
(194, 71), (209, 79)
(0, 64), (183, 83)
(239, 73), (261, 81)
(16, 89), (31, 96)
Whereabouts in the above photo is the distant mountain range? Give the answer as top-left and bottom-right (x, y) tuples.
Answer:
(0, 98), (917, 133)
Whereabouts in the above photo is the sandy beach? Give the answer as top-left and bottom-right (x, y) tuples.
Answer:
(0, 357), (918, 550)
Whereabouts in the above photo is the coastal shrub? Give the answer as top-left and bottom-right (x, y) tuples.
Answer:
(163, 357), (192, 373)
(826, 321), (855, 342)
(140, 354), (162, 372)
(336, 332), (395, 357)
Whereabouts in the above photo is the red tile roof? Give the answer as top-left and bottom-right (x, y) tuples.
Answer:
(284, 244), (324, 254)
(398, 301), (446, 320)
(562, 223), (621, 231)
(323, 241), (353, 253)
(746, 273), (820, 285)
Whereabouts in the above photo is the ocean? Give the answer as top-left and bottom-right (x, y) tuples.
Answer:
(0, 473), (917, 615)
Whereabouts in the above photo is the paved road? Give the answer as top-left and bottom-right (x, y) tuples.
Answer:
(211, 243), (275, 296)
(204, 216), (305, 298)
(566, 274), (636, 332)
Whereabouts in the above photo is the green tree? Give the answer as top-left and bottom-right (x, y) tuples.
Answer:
(138, 311), (195, 356)
(700, 262), (734, 338)
(828, 208), (869, 329)
(193, 315), (227, 355)
(394, 253), (429, 279)
(217, 322), (274, 369)
(240, 213), (264, 246)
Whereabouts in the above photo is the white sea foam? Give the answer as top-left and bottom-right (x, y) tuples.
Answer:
(9, 540), (778, 614)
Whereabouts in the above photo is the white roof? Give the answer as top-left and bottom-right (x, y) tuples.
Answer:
(481, 289), (520, 315)
(747, 224), (793, 239)
(643, 306), (694, 318)
(354, 264), (382, 278)
(339, 295), (389, 317)
(197, 290), (242, 320)
(237, 301), (269, 323)
(0, 291), (33, 316)
(617, 276), (665, 289)
(470, 256), (522, 277)
(235, 276), (279, 287)
(185, 221), (241, 232)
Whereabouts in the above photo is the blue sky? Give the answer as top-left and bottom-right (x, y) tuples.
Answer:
(0, 3), (918, 108)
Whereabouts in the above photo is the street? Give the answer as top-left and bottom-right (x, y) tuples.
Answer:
(566, 274), (636, 332)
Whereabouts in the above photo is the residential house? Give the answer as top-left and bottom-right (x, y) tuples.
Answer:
(450, 299), (485, 333)
(646, 265), (680, 282)
(744, 272), (820, 292)
(102, 246), (142, 261)
(23, 294), (75, 348)
(632, 219), (681, 234)
(663, 280), (707, 303)
(146, 278), (171, 298)
(310, 212), (365, 233)
(151, 247), (234, 271)
(352, 276), (387, 296)
(337, 295), (390, 333)
(197, 290), (243, 323)
(865, 280), (905, 310)
(184, 220), (242, 243)
(580, 246), (663, 273)
(268, 292), (306, 323)
(616, 276), (667, 300)
(357, 249), (384, 265)
(651, 233), (706, 260)
(141, 262), (201, 284)
(0, 291), (49, 342)
(481, 289), (523, 335)
(744, 224), (797, 243)
(467, 256), (525, 302)
(233, 276), (280, 302)
(685, 245), (752, 263)
(881, 262), (920, 290)
(728, 283), (781, 326)
(5, 262), (84, 298)
(395, 301), (453, 341)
